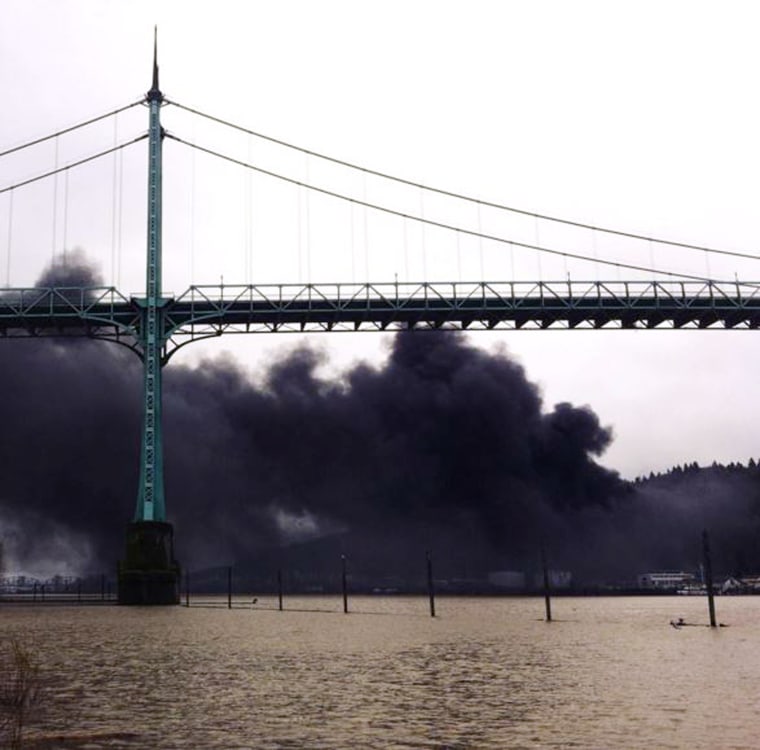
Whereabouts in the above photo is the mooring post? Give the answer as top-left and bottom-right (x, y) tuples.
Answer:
(426, 550), (436, 618)
(341, 554), (348, 614)
(702, 529), (717, 628)
(227, 566), (232, 610)
(185, 570), (190, 608)
(541, 545), (552, 622)
(277, 569), (283, 612)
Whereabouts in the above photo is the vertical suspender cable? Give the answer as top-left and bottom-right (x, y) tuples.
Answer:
(297, 178), (303, 282)
(52, 137), (59, 262)
(111, 113), (119, 285)
(534, 215), (543, 281)
(477, 201), (484, 280)
(403, 214), (409, 282)
(394, 215), (400, 285)
(563, 247), (568, 280)
(243, 149), (249, 283)
(63, 169), (69, 269)
(117, 144), (124, 287)
(252, 167), (258, 286)
(5, 189), (12, 286)
(507, 208), (515, 279)
(245, 135), (253, 284)
(456, 229), (462, 281)
(350, 199), (356, 283)
(190, 123), (196, 287)
(419, 186), (427, 281)
(305, 153), (311, 283)
(363, 173), (369, 281)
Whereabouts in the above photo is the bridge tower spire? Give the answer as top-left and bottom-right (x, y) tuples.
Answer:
(137, 25), (166, 524)
(118, 28), (180, 604)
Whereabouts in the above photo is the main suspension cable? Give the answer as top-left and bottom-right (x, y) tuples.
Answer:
(166, 133), (737, 284)
(0, 99), (145, 159)
(0, 134), (148, 195)
(166, 99), (758, 263)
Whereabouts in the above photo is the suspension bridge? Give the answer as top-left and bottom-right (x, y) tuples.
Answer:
(1, 39), (758, 603)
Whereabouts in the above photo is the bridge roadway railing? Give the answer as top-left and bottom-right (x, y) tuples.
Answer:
(0, 281), (759, 348)
(0, 286), (137, 336)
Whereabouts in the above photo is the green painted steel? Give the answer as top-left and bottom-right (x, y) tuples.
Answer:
(2, 280), (760, 342)
(134, 39), (166, 523)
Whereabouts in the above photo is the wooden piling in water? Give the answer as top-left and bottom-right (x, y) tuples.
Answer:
(185, 570), (190, 607)
(277, 569), (283, 611)
(426, 551), (436, 618)
(541, 545), (552, 622)
(702, 530), (717, 628)
(227, 566), (232, 610)
(341, 555), (348, 614)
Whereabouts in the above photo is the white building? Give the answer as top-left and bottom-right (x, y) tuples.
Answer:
(637, 571), (695, 589)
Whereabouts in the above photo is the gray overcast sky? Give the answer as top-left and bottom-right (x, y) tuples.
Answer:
(1, 0), (759, 479)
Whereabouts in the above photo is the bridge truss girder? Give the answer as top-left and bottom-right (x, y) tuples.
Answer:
(0, 278), (758, 358)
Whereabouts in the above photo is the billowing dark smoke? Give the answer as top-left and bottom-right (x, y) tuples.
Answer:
(34, 248), (103, 288)
(1, 255), (756, 583)
(162, 332), (627, 578)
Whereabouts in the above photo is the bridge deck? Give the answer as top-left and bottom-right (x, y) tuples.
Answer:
(0, 281), (758, 343)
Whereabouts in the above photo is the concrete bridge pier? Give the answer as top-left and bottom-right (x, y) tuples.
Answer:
(118, 521), (180, 605)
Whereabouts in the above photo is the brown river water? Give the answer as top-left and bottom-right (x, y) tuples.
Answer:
(2, 595), (759, 749)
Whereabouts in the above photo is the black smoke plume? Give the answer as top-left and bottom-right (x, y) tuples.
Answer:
(34, 248), (102, 288)
(1, 255), (756, 583)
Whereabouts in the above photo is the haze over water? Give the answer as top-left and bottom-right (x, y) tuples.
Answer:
(5, 596), (759, 749)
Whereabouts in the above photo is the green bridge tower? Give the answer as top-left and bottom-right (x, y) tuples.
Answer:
(117, 34), (180, 604)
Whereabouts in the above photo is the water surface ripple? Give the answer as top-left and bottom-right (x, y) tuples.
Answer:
(4, 596), (759, 749)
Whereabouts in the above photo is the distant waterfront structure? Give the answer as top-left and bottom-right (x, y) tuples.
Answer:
(0, 575), (79, 593)
(721, 576), (760, 594)
(637, 571), (695, 589)
(487, 571), (526, 589)
(534, 570), (572, 590)
(486, 570), (573, 590)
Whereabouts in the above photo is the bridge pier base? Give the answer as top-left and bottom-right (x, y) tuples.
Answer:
(118, 521), (181, 605)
